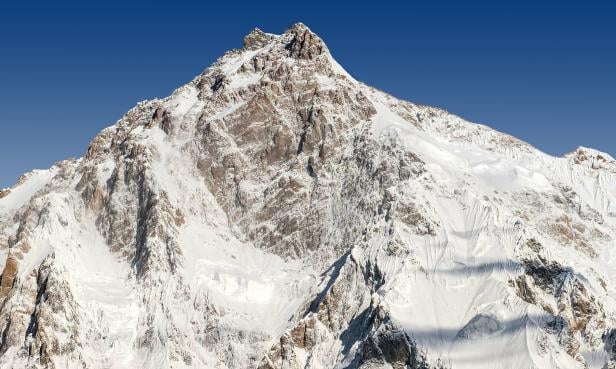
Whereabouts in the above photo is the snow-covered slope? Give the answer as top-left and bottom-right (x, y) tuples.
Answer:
(1, 23), (616, 369)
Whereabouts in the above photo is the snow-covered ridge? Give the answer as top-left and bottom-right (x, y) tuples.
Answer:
(1, 23), (615, 369)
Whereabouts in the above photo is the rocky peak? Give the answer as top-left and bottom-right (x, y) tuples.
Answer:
(566, 146), (616, 172)
(243, 27), (274, 50)
(284, 22), (326, 60)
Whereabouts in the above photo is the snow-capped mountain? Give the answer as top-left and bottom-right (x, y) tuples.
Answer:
(1, 23), (616, 369)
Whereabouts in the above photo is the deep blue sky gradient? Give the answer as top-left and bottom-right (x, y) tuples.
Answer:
(1, 1), (614, 188)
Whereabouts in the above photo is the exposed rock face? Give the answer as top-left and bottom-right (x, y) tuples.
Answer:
(567, 147), (616, 173)
(1, 23), (616, 369)
(286, 23), (325, 60)
(0, 189), (10, 199)
(0, 255), (17, 299)
(243, 28), (274, 50)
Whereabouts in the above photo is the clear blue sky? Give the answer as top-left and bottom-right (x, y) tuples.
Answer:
(1, 1), (614, 188)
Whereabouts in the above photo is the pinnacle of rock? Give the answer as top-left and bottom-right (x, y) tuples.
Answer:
(284, 22), (326, 60)
(243, 27), (273, 50)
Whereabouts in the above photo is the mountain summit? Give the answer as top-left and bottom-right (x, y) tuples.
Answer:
(1, 24), (616, 369)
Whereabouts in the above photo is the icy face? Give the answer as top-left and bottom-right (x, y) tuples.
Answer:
(1, 23), (616, 369)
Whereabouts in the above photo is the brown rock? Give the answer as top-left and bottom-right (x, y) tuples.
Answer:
(243, 28), (273, 50)
(0, 255), (18, 299)
(0, 188), (10, 199)
(285, 23), (325, 60)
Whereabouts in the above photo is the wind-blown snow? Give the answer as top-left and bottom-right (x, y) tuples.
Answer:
(0, 168), (57, 212)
